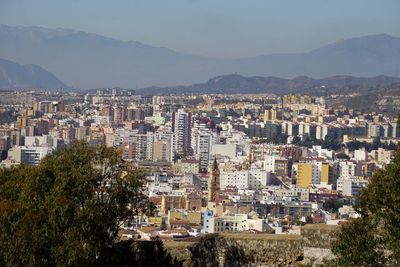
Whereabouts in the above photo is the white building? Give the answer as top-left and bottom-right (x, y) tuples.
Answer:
(264, 155), (276, 173)
(211, 143), (237, 158)
(25, 135), (63, 150)
(354, 149), (368, 161)
(135, 133), (154, 161)
(207, 213), (269, 233)
(7, 146), (53, 166)
(274, 187), (310, 202)
(154, 131), (175, 162)
(312, 145), (333, 159)
(370, 148), (394, 165)
(111, 129), (155, 161)
(339, 161), (362, 179)
(192, 130), (214, 172)
(220, 170), (272, 190)
(337, 177), (368, 196)
(172, 109), (192, 155)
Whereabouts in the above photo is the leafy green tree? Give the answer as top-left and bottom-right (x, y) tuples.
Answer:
(331, 147), (400, 266)
(0, 142), (156, 266)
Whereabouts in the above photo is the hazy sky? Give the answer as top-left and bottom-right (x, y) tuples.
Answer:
(1, 0), (399, 58)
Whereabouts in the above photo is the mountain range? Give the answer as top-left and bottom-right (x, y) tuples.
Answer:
(135, 74), (400, 95)
(0, 24), (399, 89)
(0, 58), (65, 89)
(2, 56), (399, 94)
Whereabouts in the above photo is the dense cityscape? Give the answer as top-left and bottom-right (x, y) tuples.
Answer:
(0, 89), (398, 235)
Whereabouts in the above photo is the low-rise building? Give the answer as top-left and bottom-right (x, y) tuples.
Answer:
(203, 212), (269, 234)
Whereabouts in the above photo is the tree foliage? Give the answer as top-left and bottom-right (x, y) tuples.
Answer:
(346, 140), (398, 152)
(331, 147), (400, 266)
(99, 238), (183, 267)
(322, 199), (341, 213)
(189, 234), (252, 267)
(0, 142), (156, 266)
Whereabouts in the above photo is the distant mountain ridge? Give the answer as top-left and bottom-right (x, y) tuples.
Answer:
(0, 58), (66, 89)
(0, 24), (399, 88)
(135, 74), (400, 95)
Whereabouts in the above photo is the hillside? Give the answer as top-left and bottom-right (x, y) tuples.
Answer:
(135, 74), (400, 95)
(0, 58), (66, 89)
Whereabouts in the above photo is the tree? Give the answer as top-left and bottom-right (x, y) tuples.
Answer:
(335, 153), (350, 160)
(189, 234), (252, 267)
(189, 234), (222, 267)
(98, 238), (182, 267)
(0, 142), (156, 266)
(331, 147), (400, 266)
(322, 199), (342, 213)
(291, 136), (301, 145)
(372, 136), (382, 150)
(305, 215), (313, 224)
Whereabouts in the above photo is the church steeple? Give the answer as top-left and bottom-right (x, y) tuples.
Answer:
(212, 156), (219, 173)
(208, 156), (220, 204)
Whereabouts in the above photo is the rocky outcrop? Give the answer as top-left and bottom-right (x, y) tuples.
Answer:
(301, 224), (339, 249)
(164, 224), (340, 266)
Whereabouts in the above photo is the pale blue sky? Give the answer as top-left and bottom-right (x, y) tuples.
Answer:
(1, 0), (399, 58)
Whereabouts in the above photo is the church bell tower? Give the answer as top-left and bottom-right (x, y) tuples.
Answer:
(208, 157), (220, 204)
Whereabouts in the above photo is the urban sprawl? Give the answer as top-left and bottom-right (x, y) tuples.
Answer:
(0, 89), (398, 240)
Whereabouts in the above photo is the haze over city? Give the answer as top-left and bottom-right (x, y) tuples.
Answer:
(1, 0), (399, 58)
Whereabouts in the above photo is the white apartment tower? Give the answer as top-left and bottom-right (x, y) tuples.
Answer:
(172, 109), (192, 155)
(193, 131), (214, 173)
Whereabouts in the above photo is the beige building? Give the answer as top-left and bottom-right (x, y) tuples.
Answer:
(263, 108), (278, 121)
(153, 141), (172, 162)
(168, 211), (202, 225)
(173, 159), (199, 174)
(160, 192), (202, 215)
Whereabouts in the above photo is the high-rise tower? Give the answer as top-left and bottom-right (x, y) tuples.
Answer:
(172, 109), (192, 155)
